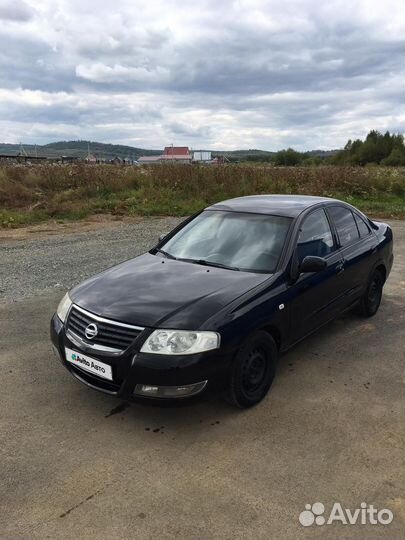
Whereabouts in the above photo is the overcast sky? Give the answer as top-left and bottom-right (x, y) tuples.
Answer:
(0, 0), (403, 150)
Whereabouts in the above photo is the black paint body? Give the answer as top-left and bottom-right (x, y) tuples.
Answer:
(50, 195), (394, 404)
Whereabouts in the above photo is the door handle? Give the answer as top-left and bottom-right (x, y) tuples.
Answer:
(336, 259), (346, 273)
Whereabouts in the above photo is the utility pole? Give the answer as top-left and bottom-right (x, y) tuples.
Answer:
(19, 142), (28, 156)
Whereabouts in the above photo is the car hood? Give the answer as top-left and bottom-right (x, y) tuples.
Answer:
(70, 253), (269, 329)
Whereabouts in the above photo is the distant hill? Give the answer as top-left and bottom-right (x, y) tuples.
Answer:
(306, 149), (339, 157)
(43, 141), (161, 160)
(213, 148), (338, 161)
(0, 140), (161, 160)
(0, 140), (339, 161)
(211, 149), (275, 161)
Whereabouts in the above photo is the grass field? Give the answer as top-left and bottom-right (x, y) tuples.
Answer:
(0, 163), (404, 227)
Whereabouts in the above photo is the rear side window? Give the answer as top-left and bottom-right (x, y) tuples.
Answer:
(354, 213), (371, 237)
(328, 206), (360, 247)
(297, 209), (335, 262)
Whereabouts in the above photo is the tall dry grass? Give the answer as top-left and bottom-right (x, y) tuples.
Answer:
(0, 162), (404, 226)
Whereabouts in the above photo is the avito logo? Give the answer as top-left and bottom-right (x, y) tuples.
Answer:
(299, 502), (393, 527)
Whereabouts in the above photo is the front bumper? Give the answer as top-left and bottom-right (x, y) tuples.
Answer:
(50, 314), (231, 404)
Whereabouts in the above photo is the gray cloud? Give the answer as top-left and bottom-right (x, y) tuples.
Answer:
(0, 0), (34, 21)
(0, 0), (403, 150)
(0, 32), (75, 92)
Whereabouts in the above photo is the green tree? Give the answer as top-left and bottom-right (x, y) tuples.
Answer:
(273, 148), (303, 166)
(334, 130), (404, 165)
(301, 156), (323, 166)
(381, 147), (405, 166)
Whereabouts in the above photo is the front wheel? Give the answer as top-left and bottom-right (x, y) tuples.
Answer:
(355, 269), (384, 317)
(226, 331), (278, 409)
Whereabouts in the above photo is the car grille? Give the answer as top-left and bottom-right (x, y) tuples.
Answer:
(66, 305), (143, 352)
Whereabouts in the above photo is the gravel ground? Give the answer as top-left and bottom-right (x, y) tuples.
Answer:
(0, 217), (182, 301)
(0, 218), (403, 539)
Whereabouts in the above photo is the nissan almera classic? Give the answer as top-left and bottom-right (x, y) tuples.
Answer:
(50, 195), (393, 408)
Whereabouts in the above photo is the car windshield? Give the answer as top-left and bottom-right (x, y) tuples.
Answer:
(158, 210), (292, 273)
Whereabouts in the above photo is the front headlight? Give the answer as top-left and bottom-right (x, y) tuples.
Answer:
(56, 292), (72, 323)
(140, 330), (220, 355)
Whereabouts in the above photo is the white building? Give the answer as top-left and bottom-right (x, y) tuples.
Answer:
(192, 150), (212, 162)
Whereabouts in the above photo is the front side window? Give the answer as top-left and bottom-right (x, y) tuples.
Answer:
(328, 206), (360, 247)
(297, 209), (335, 262)
(160, 210), (292, 273)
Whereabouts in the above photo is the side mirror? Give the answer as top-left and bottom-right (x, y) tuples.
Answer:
(158, 232), (169, 243)
(300, 256), (327, 274)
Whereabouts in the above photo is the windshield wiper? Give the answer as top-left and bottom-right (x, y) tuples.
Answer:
(178, 258), (240, 271)
(154, 250), (240, 270)
(154, 248), (177, 260)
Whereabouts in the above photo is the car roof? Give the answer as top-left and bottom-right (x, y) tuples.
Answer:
(206, 194), (340, 218)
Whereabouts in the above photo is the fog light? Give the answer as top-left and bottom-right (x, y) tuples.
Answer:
(133, 381), (207, 398)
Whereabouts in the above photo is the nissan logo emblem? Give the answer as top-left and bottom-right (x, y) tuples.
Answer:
(84, 323), (98, 340)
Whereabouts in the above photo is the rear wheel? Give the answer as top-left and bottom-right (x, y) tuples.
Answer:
(227, 331), (278, 408)
(355, 269), (384, 317)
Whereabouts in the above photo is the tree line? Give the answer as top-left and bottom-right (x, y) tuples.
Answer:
(331, 130), (405, 166)
(240, 130), (405, 166)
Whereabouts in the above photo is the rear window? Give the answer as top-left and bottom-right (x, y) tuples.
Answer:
(354, 213), (371, 237)
(328, 206), (360, 247)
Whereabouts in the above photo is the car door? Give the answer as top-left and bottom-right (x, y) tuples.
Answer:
(288, 207), (346, 342)
(326, 205), (378, 309)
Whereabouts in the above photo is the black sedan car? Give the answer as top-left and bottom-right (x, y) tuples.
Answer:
(51, 195), (393, 408)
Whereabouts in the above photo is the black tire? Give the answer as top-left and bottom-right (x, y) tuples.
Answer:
(355, 269), (384, 317)
(227, 331), (278, 409)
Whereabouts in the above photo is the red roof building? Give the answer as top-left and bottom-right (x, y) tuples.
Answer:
(161, 146), (192, 162)
(138, 146), (192, 164)
(163, 146), (190, 156)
